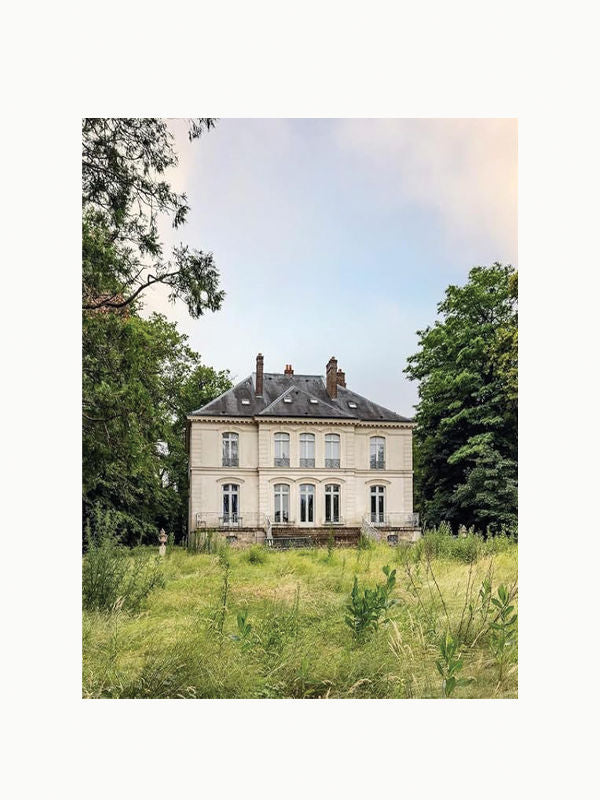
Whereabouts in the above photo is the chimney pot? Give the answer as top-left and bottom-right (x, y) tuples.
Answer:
(326, 356), (338, 399)
(284, 364), (294, 375)
(256, 353), (264, 396)
(336, 369), (346, 388)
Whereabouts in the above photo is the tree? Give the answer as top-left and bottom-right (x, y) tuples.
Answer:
(82, 118), (230, 543)
(82, 311), (230, 544)
(404, 263), (518, 533)
(82, 118), (224, 316)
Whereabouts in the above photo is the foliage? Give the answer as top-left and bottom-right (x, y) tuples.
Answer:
(83, 541), (518, 698)
(82, 506), (165, 612)
(82, 311), (231, 543)
(489, 584), (518, 682)
(82, 118), (224, 316)
(345, 565), (397, 640)
(435, 631), (473, 697)
(82, 118), (231, 544)
(405, 263), (518, 533)
(244, 545), (269, 565)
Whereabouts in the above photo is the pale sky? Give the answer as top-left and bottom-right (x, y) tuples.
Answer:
(145, 118), (517, 416)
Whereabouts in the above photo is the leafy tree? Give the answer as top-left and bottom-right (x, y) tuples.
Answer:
(405, 263), (517, 533)
(82, 118), (224, 316)
(83, 311), (231, 544)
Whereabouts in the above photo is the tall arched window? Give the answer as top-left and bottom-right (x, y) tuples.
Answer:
(222, 432), (239, 467)
(222, 483), (239, 524)
(274, 433), (290, 467)
(370, 436), (385, 470)
(370, 485), (385, 523)
(274, 483), (290, 523)
(324, 484), (341, 523)
(299, 433), (315, 468)
(325, 434), (340, 468)
(299, 483), (315, 523)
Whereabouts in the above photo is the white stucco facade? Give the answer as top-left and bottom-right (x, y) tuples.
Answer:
(188, 416), (415, 532)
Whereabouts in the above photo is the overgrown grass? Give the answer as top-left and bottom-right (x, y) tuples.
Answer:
(82, 531), (517, 699)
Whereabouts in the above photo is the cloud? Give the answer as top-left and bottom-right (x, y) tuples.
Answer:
(333, 118), (517, 264)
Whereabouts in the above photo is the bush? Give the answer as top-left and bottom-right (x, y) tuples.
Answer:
(82, 507), (165, 612)
(245, 544), (268, 565)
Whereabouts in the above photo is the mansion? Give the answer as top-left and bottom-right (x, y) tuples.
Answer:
(187, 354), (419, 544)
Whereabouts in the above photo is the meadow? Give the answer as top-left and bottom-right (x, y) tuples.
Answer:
(82, 531), (518, 699)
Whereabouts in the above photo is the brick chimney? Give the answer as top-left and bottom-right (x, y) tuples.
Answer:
(284, 364), (294, 375)
(326, 356), (338, 399)
(255, 353), (264, 396)
(336, 368), (346, 388)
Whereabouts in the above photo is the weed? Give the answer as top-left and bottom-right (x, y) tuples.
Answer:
(436, 630), (473, 697)
(489, 585), (518, 683)
(345, 565), (397, 640)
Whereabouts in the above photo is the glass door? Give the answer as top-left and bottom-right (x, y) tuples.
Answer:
(370, 485), (385, 524)
(299, 484), (315, 524)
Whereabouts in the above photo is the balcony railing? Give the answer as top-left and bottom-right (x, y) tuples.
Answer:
(274, 457), (290, 467)
(367, 512), (419, 528)
(299, 458), (315, 468)
(370, 457), (385, 470)
(222, 456), (239, 467)
(325, 458), (340, 468)
(195, 512), (265, 530)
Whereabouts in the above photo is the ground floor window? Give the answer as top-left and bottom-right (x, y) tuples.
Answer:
(324, 484), (340, 523)
(299, 483), (315, 523)
(222, 483), (239, 523)
(274, 483), (290, 523)
(370, 485), (385, 523)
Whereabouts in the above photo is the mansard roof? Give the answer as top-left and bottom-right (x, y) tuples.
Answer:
(190, 373), (412, 423)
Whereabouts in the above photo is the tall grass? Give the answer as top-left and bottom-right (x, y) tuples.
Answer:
(82, 527), (518, 699)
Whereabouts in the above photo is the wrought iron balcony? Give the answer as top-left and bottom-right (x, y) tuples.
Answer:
(222, 456), (239, 467)
(370, 456), (385, 470)
(274, 457), (290, 467)
(325, 458), (340, 468)
(299, 458), (315, 468)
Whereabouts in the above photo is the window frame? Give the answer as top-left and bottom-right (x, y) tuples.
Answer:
(274, 432), (290, 467)
(299, 432), (315, 468)
(325, 433), (341, 468)
(299, 483), (315, 523)
(273, 483), (290, 523)
(370, 484), (385, 523)
(222, 432), (239, 467)
(324, 483), (341, 523)
(369, 436), (386, 470)
(222, 483), (240, 524)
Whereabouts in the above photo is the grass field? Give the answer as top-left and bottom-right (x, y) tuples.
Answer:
(82, 534), (518, 699)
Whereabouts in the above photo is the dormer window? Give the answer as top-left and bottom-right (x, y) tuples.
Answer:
(309, 399), (318, 404)
(348, 401), (357, 409)
(283, 397), (292, 404)
(241, 398), (250, 405)
(222, 432), (239, 467)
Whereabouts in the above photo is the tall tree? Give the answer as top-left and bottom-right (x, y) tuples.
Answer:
(82, 118), (224, 315)
(82, 118), (230, 542)
(405, 263), (518, 533)
(83, 311), (231, 543)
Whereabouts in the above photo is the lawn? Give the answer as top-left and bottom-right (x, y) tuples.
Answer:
(82, 534), (518, 699)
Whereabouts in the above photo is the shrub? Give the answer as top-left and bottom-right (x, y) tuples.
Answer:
(245, 544), (268, 565)
(435, 630), (473, 697)
(82, 508), (165, 612)
(345, 565), (397, 640)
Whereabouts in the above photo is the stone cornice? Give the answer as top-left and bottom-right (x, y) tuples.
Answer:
(188, 415), (415, 429)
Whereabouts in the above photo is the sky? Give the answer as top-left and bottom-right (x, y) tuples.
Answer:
(145, 118), (517, 416)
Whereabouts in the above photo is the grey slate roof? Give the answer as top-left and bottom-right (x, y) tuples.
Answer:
(190, 373), (412, 423)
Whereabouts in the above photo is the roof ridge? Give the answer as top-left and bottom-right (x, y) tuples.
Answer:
(258, 384), (296, 415)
